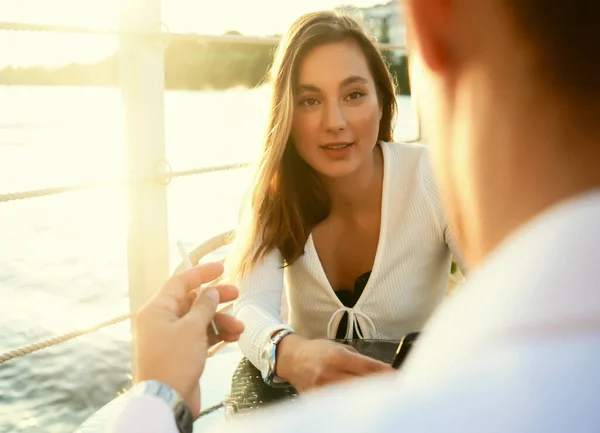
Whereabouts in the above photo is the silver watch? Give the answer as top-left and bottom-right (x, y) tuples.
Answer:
(130, 380), (193, 433)
(261, 328), (294, 387)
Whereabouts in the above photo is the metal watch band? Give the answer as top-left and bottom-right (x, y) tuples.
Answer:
(131, 380), (193, 433)
(262, 328), (294, 387)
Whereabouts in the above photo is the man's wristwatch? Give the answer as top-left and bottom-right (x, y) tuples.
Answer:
(130, 380), (193, 433)
(260, 328), (294, 387)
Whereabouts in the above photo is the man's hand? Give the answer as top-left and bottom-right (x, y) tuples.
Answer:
(133, 262), (244, 418)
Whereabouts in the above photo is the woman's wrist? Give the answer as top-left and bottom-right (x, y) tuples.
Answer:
(275, 333), (305, 381)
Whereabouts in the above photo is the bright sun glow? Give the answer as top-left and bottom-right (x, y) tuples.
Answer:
(1, 0), (383, 67)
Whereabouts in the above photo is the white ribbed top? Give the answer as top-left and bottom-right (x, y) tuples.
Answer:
(233, 141), (460, 372)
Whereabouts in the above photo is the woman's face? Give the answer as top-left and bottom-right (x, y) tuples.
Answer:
(291, 40), (382, 179)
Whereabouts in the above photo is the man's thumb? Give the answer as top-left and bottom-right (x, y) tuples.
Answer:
(184, 287), (220, 327)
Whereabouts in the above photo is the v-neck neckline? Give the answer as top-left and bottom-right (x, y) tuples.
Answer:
(306, 141), (390, 309)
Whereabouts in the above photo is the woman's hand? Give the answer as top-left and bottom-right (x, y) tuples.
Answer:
(275, 335), (393, 393)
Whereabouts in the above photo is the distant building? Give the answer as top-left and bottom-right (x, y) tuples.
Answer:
(337, 2), (406, 61)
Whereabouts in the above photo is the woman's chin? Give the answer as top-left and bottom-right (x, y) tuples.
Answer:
(314, 162), (361, 180)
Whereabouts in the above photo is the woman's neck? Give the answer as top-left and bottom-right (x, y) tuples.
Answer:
(322, 145), (384, 216)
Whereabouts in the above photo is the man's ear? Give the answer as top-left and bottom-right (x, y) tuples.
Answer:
(402, 0), (455, 73)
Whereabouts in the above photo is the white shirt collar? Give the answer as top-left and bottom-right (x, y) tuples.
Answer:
(401, 188), (600, 383)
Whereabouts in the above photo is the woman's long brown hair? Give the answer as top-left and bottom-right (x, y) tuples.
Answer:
(229, 10), (398, 279)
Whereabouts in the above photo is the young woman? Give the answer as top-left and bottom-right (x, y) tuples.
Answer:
(228, 11), (463, 393)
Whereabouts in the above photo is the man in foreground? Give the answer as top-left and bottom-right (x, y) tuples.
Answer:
(106, 0), (600, 431)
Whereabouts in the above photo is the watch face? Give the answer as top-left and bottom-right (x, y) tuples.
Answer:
(174, 401), (193, 433)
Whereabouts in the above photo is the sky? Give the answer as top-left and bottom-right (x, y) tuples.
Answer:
(0, 0), (386, 67)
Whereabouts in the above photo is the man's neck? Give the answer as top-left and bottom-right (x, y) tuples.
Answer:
(474, 120), (600, 266)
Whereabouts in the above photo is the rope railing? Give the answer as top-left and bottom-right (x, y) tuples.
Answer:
(167, 162), (252, 180)
(0, 21), (407, 52)
(0, 314), (131, 365)
(0, 162), (252, 204)
(0, 303), (235, 366)
(0, 180), (128, 203)
(0, 230), (237, 365)
(0, 273), (462, 366)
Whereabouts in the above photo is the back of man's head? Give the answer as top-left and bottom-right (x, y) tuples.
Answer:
(403, 0), (600, 267)
(503, 0), (600, 125)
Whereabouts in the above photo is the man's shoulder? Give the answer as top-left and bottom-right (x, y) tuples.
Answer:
(210, 336), (600, 433)
(400, 188), (600, 385)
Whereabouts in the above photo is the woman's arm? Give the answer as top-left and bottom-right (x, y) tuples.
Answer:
(232, 248), (392, 392)
(444, 223), (468, 276)
(233, 248), (293, 371)
(419, 149), (468, 275)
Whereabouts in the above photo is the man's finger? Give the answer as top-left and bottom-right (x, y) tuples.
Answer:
(207, 313), (244, 346)
(182, 287), (220, 329)
(181, 284), (239, 317)
(212, 312), (245, 335)
(206, 313), (244, 346)
(210, 284), (239, 304)
(208, 329), (243, 347)
(159, 262), (224, 306)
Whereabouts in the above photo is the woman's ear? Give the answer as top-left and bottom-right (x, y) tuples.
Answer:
(404, 0), (455, 73)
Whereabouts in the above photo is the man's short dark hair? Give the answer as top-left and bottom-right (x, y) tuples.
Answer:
(504, 1), (600, 110)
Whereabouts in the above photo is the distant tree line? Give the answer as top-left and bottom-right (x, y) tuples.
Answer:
(0, 30), (410, 95)
(377, 16), (410, 95)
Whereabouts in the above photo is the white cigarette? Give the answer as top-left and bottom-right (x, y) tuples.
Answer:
(176, 240), (219, 336)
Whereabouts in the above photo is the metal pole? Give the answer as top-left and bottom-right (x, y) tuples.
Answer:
(118, 0), (170, 321)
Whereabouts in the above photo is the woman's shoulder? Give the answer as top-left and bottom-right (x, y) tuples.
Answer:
(381, 139), (429, 157)
(381, 140), (445, 225)
(381, 140), (433, 179)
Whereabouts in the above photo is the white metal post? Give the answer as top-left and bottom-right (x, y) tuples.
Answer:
(118, 0), (170, 319)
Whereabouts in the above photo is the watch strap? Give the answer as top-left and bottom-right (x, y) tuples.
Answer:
(262, 328), (294, 387)
(131, 380), (193, 433)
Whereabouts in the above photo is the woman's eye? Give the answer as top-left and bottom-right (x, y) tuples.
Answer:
(299, 97), (319, 106)
(346, 91), (365, 100)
